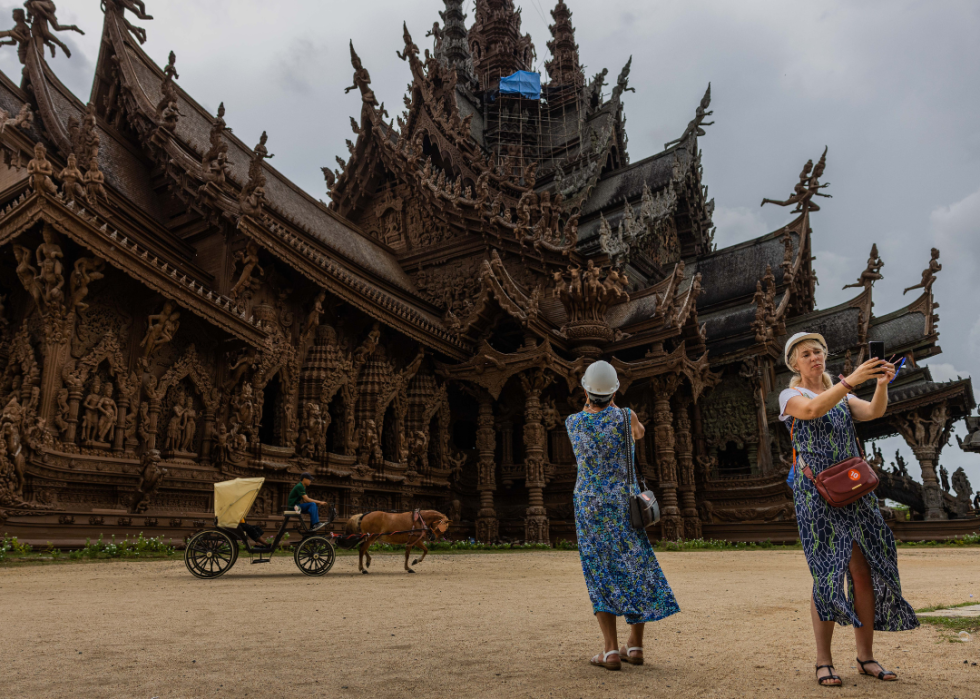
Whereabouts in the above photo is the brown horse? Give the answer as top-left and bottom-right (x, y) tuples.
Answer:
(346, 509), (450, 574)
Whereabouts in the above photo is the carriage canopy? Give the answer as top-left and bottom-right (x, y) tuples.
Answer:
(214, 477), (265, 527)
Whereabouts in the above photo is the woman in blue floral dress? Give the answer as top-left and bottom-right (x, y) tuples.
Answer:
(566, 361), (679, 671)
(780, 332), (918, 687)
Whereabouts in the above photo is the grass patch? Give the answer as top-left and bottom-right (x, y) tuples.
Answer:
(1, 533), (178, 566)
(915, 601), (978, 614)
(917, 616), (979, 638)
(896, 532), (980, 547)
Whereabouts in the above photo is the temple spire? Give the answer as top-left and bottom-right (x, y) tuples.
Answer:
(432, 0), (476, 88)
(545, 0), (584, 90)
(468, 0), (536, 90)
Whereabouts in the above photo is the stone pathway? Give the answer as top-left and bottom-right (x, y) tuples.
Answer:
(917, 604), (980, 618)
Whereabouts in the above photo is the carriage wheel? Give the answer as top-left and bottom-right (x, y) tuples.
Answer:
(294, 536), (336, 576)
(184, 530), (236, 579)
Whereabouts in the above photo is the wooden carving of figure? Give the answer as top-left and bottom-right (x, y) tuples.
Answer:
(12, 244), (42, 309)
(929, 402), (948, 445)
(903, 247), (941, 295)
(140, 301), (180, 359)
(80, 376), (102, 443)
(940, 465), (950, 493)
(353, 322), (381, 366)
(104, 0), (152, 44)
(0, 103), (33, 135)
(664, 83), (713, 148)
(84, 156), (107, 201)
(27, 142), (58, 194)
(35, 224), (64, 300)
(446, 450), (467, 484)
(0, 9), (31, 63)
(230, 241), (263, 300)
(179, 394), (197, 452)
(761, 159), (813, 209)
(907, 412), (928, 446)
(69, 256), (105, 313)
(24, 0), (85, 58)
(131, 449), (167, 513)
(1, 420), (27, 496)
(59, 152), (86, 201)
(163, 396), (185, 452)
(223, 347), (256, 392)
(212, 422), (230, 467)
(302, 290), (326, 338)
(96, 382), (117, 443)
(345, 41), (378, 108)
(408, 429), (428, 471)
(843, 243), (884, 290)
(611, 56), (636, 102)
(230, 383), (254, 435)
(155, 50), (179, 118)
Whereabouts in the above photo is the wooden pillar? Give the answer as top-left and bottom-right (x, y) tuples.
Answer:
(113, 398), (128, 454)
(475, 392), (498, 543)
(65, 385), (84, 443)
(674, 392), (700, 539)
(147, 399), (161, 451)
(521, 371), (553, 544)
(651, 374), (682, 540)
(912, 446), (946, 521)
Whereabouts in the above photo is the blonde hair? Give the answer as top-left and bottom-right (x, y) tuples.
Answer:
(787, 338), (833, 390)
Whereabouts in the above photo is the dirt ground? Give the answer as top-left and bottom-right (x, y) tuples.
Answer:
(2, 548), (978, 699)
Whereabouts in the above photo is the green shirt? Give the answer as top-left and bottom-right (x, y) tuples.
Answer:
(287, 482), (307, 509)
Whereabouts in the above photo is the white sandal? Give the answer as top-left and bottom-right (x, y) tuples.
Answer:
(620, 645), (644, 665)
(590, 650), (621, 670)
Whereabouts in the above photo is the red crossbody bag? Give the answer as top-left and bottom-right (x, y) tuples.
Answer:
(790, 389), (879, 507)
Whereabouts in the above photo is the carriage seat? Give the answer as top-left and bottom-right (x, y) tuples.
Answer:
(283, 510), (304, 517)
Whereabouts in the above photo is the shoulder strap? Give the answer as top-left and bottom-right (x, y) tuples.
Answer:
(622, 407), (642, 491)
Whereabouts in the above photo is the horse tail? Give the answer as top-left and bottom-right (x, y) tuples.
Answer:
(346, 513), (365, 534)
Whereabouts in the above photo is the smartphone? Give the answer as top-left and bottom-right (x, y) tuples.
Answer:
(869, 341), (885, 361)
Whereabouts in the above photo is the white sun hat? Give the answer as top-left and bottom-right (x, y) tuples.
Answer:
(581, 360), (620, 397)
(784, 331), (828, 369)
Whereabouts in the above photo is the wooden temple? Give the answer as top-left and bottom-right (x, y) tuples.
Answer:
(0, 0), (975, 545)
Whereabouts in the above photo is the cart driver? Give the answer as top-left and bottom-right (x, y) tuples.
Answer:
(288, 472), (328, 531)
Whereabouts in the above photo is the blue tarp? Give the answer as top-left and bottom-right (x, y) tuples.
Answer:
(498, 71), (541, 100)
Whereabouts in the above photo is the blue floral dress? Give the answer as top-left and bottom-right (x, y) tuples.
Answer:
(566, 407), (680, 624)
(779, 388), (919, 631)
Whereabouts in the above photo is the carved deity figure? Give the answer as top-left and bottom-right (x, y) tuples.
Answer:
(35, 225), (65, 307)
(27, 142), (58, 195)
(230, 383), (255, 437)
(69, 257), (105, 313)
(80, 376), (103, 443)
(843, 243), (885, 290)
(24, 0), (85, 58)
(163, 394), (186, 452)
(664, 83), (712, 148)
(131, 449), (167, 514)
(0, 9), (31, 64)
(1, 420), (27, 497)
(12, 244), (42, 309)
(140, 301), (181, 360)
(104, 0), (153, 44)
(356, 419), (382, 465)
(96, 382), (117, 443)
(302, 290), (326, 338)
(446, 450), (467, 484)
(84, 156), (107, 200)
(408, 429), (429, 471)
(940, 465), (950, 493)
(345, 41), (378, 108)
(761, 148), (831, 212)
(298, 402), (327, 459)
(57, 152), (86, 201)
(180, 394), (197, 452)
(903, 248), (942, 296)
(230, 241), (264, 300)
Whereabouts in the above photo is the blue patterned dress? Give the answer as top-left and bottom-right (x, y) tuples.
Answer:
(779, 388), (918, 631)
(566, 407), (680, 624)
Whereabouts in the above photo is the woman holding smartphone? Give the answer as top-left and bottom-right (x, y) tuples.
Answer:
(779, 333), (918, 687)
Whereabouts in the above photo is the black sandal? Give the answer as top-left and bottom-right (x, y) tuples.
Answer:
(815, 664), (842, 686)
(857, 658), (897, 681)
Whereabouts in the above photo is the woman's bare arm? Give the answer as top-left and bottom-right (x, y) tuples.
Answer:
(783, 359), (888, 421)
(630, 410), (645, 441)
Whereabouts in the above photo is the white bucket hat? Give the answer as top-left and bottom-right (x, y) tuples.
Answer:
(784, 331), (827, 370)
(581, 360), (620, 397)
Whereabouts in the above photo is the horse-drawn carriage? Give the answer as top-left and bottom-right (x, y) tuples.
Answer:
(183, 477), (336, 579)
(184, 478), (452, 579)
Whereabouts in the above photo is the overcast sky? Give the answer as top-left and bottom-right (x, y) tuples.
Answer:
(2, 0), (978, 493)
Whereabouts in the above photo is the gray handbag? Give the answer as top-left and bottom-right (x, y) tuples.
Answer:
(623, 408), (660, 530)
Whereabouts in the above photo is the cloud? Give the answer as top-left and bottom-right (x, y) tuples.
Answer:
(711, 205), (770, 249)
(923, 362), (967, 383)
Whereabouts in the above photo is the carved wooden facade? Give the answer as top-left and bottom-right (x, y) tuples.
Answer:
(0, 1), (974, 544)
